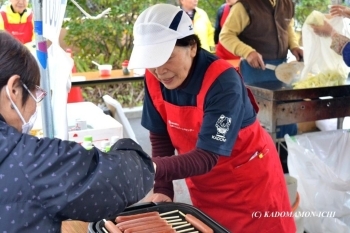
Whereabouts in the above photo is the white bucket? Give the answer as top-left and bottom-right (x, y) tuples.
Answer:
(285, 174), (304, 232)
(285, 174), (298, 206)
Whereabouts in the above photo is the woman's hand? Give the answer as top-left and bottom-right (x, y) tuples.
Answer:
(142, 193), (172, 202)
(330, 5), (350, 18)
(311, 21), (335, 37)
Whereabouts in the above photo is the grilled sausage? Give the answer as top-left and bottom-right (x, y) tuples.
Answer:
(123, 221), (169, 233)
(116, 216), (162, 228)
(117, 219), (166, 232)
(185, 214), (214, 233)
(115, 211), (159, 223)
(129, 225), (175, 233)
(103, 219), (122, 233)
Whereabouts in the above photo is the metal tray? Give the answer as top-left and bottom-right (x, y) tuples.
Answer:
(88, 202), (230, 233)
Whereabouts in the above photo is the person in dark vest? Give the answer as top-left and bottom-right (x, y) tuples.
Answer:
(0, 0), (33, 44)
(214, 0), (240, 60)
(128, 4), (296, 232)
(220, 0), (303, 172)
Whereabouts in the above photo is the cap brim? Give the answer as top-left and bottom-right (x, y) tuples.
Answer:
(128, 40), (176, 69)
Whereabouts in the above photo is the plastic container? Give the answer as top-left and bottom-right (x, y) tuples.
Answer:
(122, 60), (129, 75)
(285, 174), (298, 206)
(84, 135), (93, 142)
(98, 64), (112, 77)
(82, 135), (93, 150)
(82, 141), (93, 150)
(100, 140), (110, 152)
(88, 202), (230, 233)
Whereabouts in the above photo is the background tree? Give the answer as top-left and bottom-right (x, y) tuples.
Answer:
(63, 0), (222, 107)
(294, 0), (333, 29)
(1, 0), (329, 107)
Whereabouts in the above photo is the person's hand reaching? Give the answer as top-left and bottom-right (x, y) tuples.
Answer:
(142, 193), (172, 203)
(330, 5), (350, 18)
(246, 51), (265, 69)
(290, 47), (304, 61)
(311, 20), (336, 38)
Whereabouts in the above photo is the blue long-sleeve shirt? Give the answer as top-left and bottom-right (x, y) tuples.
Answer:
(0, 117), (154, 232)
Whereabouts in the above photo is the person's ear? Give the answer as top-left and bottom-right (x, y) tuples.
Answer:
(190, 43), (197, 58)
(6, 75), (22, 102)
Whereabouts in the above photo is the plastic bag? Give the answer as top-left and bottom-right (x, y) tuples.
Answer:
(286, 130), (350, 233)
(299, 12), (350, 83)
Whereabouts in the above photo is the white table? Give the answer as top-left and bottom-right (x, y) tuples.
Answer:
(33, 102), (123, 149)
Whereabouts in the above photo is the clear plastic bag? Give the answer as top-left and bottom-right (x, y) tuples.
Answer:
(299, 12), (350, 83)
(285, 130), (350, 233)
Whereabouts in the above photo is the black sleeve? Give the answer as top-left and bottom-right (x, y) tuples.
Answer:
(214, 5), (225, 44)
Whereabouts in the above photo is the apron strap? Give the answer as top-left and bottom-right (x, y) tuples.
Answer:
(197, 59), (259, 113)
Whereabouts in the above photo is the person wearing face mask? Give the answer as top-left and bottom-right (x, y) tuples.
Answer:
(128, 4), (295, 232)
(0, 31), (154, 232)
(178, 0), (215, 53)
(0, 0), (34, 44)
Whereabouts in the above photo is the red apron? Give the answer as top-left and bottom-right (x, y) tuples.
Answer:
(146, 60), (295, 233)
(216, 4), (240, 61)
(1, 11), (33, 44)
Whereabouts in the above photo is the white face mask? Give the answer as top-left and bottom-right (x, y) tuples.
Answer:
(6, 86), (38, 134)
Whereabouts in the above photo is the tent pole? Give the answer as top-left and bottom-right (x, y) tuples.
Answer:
(31, 0), (54, 138)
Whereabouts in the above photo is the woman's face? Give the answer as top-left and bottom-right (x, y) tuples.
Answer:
(148, 45), (197, 90)
(10, 0), (29, 14)
(180, 0), (198, 11)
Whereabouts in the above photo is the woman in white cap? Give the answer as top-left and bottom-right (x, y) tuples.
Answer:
(128, 4), (295, 232)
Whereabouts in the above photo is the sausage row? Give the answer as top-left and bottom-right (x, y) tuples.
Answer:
(102, 210), (213, 233)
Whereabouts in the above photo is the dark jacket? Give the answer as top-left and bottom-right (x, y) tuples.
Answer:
(0, 117), (154, 232)
(214, 3), (226, 44)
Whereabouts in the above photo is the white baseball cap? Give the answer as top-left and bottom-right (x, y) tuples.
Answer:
(128, 4), (194, 69)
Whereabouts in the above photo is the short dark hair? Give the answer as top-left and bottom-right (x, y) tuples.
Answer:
(176, 34), (201, 55)
(0, 30), (40, 106)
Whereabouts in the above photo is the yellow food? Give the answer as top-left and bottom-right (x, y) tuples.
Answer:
(305, 10), (325, 26)
(292, 69), (346, 89)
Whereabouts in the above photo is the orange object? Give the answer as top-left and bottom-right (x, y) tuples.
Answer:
(66, 49), (84, 103)
(291, 192), (300, 212)
(100, 70), (111, 76)
(226, 59), (241, 72)
(122, 60), (129, 67)
(122, 60), (130, 75)
(98, 64), (113, 77)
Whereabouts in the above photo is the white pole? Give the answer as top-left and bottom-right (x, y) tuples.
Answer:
(31, 0), (54, 138)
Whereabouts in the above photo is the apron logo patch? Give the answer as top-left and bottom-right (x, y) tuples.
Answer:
(212, 115), (231, 142)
